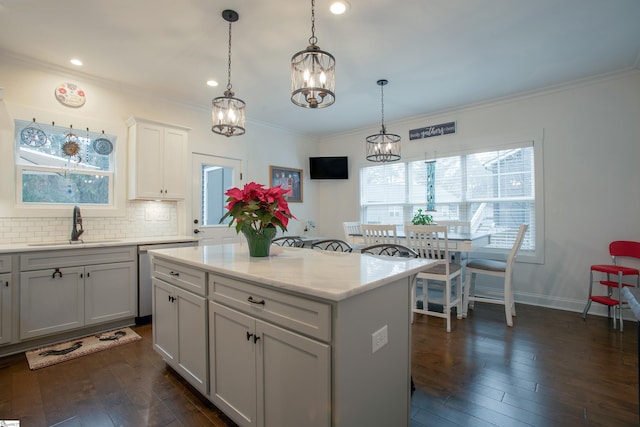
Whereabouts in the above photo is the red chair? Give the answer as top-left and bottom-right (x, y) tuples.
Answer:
(582, 241), (640, 331)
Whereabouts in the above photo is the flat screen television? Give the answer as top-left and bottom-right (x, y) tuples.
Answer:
(309, 156), (349, 180)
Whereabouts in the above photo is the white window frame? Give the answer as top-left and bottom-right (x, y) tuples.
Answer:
(359, 132), (544, 264)
(0, 103), (128, 218)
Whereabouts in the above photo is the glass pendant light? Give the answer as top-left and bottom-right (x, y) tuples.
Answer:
(291, 0), (336, 109)
(366, 79), (401, 162)
(212, 10), (246, 137)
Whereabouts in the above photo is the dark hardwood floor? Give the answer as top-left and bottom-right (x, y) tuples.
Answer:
(0, 303), (637, 426)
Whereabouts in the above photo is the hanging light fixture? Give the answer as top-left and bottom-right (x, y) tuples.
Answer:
(212, 9), (246, 137)
(366, 79), (401, 162)
(291, 0), (335, 109)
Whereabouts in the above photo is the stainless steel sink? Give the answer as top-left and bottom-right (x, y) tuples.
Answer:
(27, 239), (121, 247)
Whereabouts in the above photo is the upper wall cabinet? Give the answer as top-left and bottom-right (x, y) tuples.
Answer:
(127, 117), (190, 200)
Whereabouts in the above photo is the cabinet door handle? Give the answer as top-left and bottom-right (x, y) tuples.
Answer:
(169, 271), (180, 277)
(4, 281), (8, 287)
(247, 296), (265, 306)
(246, 331), (254, 341)
(168, 295), (176, 303)
(80, 273), (83, 279)
(52, 268), (62, 279)
(253, 335), (260, 344)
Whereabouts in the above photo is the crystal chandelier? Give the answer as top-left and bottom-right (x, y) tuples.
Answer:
(366, 79), (401, 162)
(212, 10), (246, 137)
(291, 0), (335, 109)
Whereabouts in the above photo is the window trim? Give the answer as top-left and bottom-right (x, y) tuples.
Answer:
(0, 103), (128, 218)
(359, 130), (544, 264)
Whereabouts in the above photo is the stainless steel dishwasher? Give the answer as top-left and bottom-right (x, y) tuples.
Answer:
(137, 240), (198, 323)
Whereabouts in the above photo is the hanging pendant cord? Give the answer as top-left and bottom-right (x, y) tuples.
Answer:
(309, 0), (317, 45)
(227, 20), (233, 91)
(380, 84), (386, 134)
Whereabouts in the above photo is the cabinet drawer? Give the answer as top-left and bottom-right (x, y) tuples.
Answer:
(153, 258), (206, 296)
(20, 246), (136, 271)
(209, 274), (331, 342)
(0, 255), (11, 273)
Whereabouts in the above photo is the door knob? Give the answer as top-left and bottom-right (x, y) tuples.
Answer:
(193, 229), (200, 234)
(193, 219), (199, 224)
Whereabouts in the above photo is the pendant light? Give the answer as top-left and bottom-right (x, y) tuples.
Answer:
(212, 9), (246, 137)
(366, 79), (401, 162)
(291, 0), (336, 109)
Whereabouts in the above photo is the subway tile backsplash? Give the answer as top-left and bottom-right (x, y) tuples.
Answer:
(0, 201), (179, 244)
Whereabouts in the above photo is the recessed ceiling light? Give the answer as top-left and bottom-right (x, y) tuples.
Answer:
(206, 80), (219, 87)
(330, 0), (350, 15)
(70, 58), (83, 66)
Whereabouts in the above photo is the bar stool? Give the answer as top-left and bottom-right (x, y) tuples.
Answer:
(582, 241), (640, 331)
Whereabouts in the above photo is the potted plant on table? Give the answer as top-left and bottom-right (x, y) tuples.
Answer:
(411, 208), (434, 225)
(220, 182), (295, 257)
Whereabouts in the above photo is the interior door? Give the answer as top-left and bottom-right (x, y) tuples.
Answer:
(191, 153), (243, 245)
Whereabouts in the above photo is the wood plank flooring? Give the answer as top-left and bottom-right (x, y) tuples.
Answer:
(0, 303), (637, 426)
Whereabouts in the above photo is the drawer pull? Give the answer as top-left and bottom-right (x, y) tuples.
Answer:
(169, 271), (180, 277)
(52, 268), (62, 279)
(247, 296), (265, 306)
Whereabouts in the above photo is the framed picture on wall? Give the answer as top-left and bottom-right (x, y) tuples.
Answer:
(269, 165), (303, 203)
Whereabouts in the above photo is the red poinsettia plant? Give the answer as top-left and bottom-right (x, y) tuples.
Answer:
(220, 182), (295, 233)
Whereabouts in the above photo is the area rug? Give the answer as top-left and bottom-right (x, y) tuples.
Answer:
(25, 327), (141, 370)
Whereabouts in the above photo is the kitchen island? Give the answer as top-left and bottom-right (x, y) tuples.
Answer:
(149, 243), (434, 427)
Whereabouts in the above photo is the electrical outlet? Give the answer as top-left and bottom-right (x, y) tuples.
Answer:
(371, 325), (388, 354)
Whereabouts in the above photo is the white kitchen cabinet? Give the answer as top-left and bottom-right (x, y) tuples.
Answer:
(85, 262), (137, 325)
(127, 117), (190, 200)
(20, 266), (84, 339)
(0, 254), (13, 345)
(19, 247), (137, 340)
(152, 260), (207, 395)
(151, 245), (418, 427)
(209, 302), (330, 427)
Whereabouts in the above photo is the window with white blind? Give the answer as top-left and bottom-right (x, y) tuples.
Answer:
(360, 140), (541, 259)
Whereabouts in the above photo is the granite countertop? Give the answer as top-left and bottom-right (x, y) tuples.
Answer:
(0, 235), (198, 254)
(149, 243), (435, 301)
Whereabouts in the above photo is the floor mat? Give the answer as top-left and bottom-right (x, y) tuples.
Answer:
(25, 327), (141, 370)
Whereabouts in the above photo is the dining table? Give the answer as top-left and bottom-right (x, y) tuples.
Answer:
(349, 231), (492, 260)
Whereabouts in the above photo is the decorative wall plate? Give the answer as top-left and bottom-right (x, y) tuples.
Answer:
(20, 126), (48, 146)
(93, 137), (113, 155)
(62, 140), (80, 156)
(55, 82), (86, 108)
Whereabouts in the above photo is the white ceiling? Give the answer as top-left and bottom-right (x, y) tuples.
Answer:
(1, 0), (639, 137)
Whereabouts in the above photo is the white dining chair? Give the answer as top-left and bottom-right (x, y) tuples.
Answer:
(463, 224), (528, 327)
(405, 224), (463, 333)
(342, 221), (362, 245)
(361, 224), (398, 245)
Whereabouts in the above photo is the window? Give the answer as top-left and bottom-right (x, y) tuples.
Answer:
(360, 142), (539, 256)
(15, 120), (116, 205)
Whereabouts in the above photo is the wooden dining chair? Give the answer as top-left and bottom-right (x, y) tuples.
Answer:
(272, 236), (304, 248)
(405, 224), (463, 333)
(582, 240), (640, 331)
(463, 224), (528, 327)
(312, 239), (353, 252)
(361, 224), (398, 245)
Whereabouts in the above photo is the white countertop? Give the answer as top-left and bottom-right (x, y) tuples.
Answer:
(0, 235), (198, 254)
(149, 243), (435, 301)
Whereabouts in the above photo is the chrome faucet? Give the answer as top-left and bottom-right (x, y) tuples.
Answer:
(70, 205), (84, 242)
